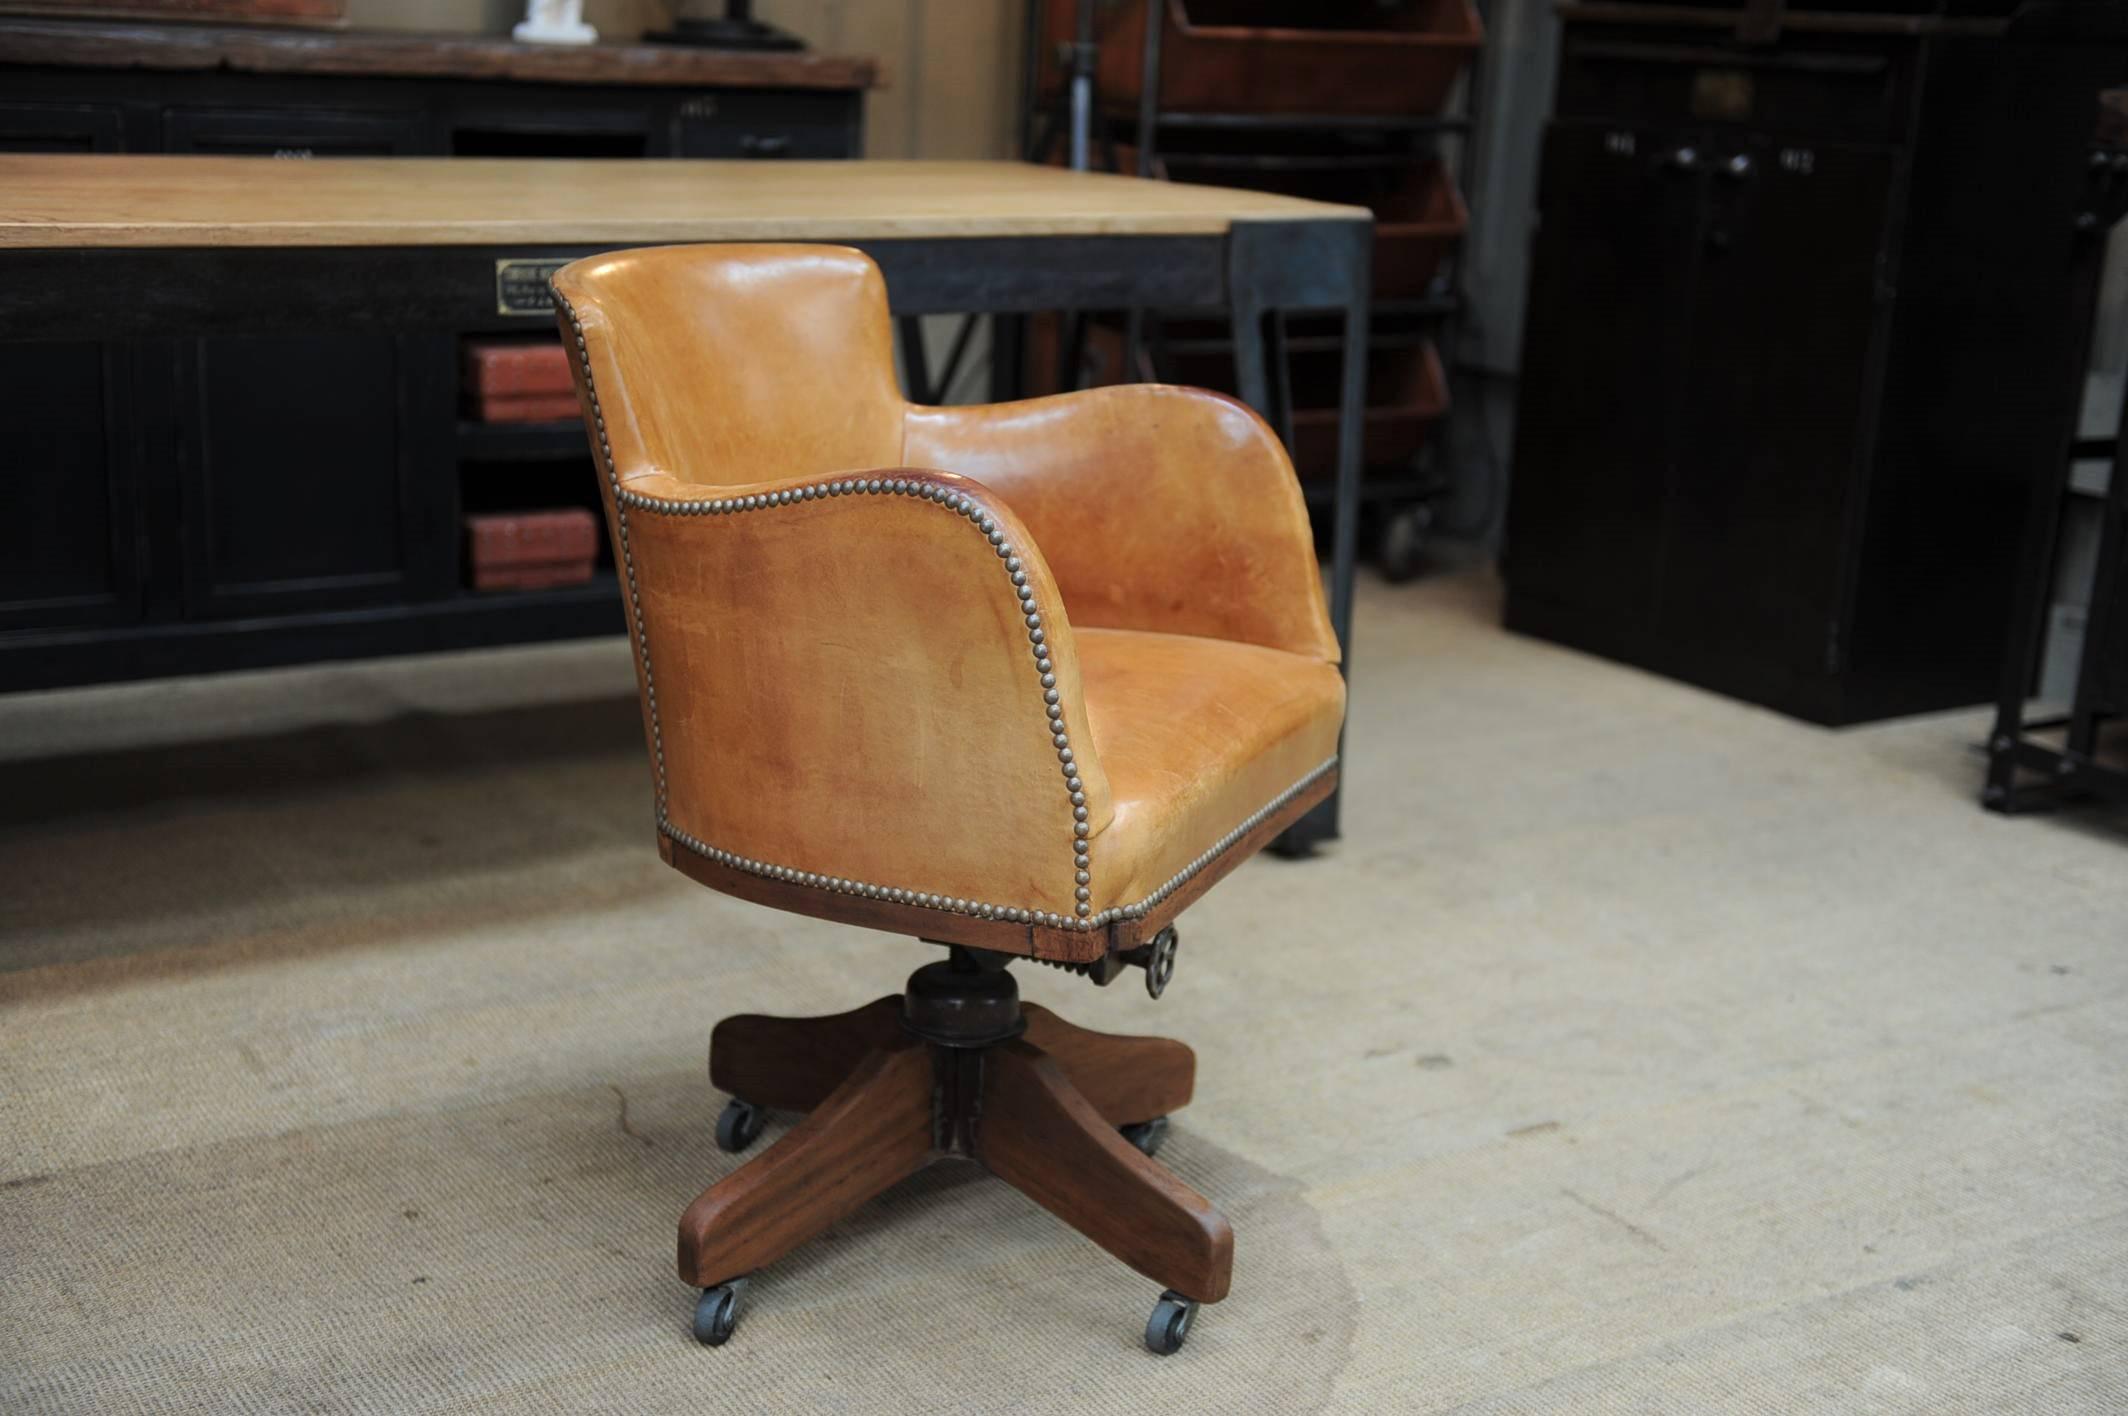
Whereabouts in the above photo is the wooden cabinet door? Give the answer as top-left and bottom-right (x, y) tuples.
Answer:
(0, 100), (123, 152)
(0, 101), (144, 634)
(1506, 120), (1707, 645)
(163, 109), (452, 619)
(671, 92), (861, 159)
(1659, 137), (1896, 701)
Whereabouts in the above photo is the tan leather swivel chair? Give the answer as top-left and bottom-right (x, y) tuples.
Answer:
(552, 244), (1344, 1355)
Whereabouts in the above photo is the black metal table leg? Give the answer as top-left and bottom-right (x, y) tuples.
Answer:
(899, 314), (935, 405)
(1228, 291), (1271, 412)
(990, 313), (1026, 403)
(1328, 284), (1369, 666)
(1227, 218), (1373, 850)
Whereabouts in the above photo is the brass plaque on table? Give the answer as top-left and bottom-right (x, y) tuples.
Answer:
(1691, 70), (1754, 123)
(494, 258), (571, 317)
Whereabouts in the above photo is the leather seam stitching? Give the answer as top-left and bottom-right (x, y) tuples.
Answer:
(1104, 754), (1338, 916)
(556, 292), (668, 815)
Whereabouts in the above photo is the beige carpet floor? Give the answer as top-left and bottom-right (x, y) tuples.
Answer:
(2, 569), (2124, 1414)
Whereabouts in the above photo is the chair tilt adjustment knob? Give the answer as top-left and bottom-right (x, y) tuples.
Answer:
(1139, 927), (1179, 999)
(1035, 925), (1180, 999)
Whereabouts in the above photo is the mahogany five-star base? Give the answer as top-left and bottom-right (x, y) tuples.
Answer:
(677, 946), (1229, 1353)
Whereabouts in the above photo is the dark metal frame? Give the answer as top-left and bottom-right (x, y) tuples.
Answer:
(0, 217), (1371, 846)
(1985, 443), (2128, 812)
(1986, 403), (2128, 812)
(1984, 137), (2128, 815)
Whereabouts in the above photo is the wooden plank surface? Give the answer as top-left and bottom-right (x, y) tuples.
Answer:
(0, 156), (1371, 249)
(0, 17), (879, 89)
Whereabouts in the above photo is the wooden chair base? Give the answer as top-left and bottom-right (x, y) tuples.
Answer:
(678, 952), (1231, 1348)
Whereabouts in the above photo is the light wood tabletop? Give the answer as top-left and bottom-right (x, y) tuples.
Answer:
(0, 157), (1372, 250)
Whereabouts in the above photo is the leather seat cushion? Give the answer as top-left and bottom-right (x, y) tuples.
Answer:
(1076, 627), (1346, 910)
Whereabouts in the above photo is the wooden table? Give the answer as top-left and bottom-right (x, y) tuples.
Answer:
(0, 155), (1371, 847)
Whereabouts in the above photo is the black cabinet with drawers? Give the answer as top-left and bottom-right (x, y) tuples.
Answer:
(1505, 2), (2128, 724)
(0, 21), (872, 690)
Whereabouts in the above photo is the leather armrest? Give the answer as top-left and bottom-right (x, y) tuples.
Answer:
(902, 385), (1339, 662)
(610, 466), (1114, 924)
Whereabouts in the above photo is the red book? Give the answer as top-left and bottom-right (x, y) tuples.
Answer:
(465, 508), (599, 592)
(463, 339), (575, 398)
(472, 391), (583, 424)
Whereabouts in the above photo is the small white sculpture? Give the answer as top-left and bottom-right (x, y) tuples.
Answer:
(514, 0), (598, 45)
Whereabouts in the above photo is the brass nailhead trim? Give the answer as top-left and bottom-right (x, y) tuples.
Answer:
(612, 474), (1093, 923)
(660, 754), (1336, 932)
(1107, 755), (1337, 919)
(555, 293), (666, 806)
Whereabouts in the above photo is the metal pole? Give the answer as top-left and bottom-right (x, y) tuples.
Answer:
(1136, 0), (1162, 177)
(1068, 0), (1095, 172)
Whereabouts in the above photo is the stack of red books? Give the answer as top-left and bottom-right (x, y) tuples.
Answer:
(462, 338), (578, 423)
(464, 508), (600, 591)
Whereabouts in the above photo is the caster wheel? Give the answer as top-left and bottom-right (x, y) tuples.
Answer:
(693, 1278), (748, 1347)
(1145, 1289), (1198, 1356)
(715, 1098), (766, 1154)
(1375, 506), (1430, 584)
(1120, 1115), (1170, 1158)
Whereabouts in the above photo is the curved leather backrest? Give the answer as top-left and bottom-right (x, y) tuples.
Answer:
(553, 244), (1111, 925)
(554, 243), (905, 488)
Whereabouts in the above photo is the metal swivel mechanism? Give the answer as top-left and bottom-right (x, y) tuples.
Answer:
(1031, 924), (1181, 998)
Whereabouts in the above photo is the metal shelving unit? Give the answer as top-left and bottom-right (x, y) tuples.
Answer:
(1985, 107), (2128, 814)
(1017, 0), (1488, 580)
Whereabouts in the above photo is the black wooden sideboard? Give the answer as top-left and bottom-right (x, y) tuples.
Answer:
(1504, 1), (2128, 725)
(0, 20), (875, 691)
